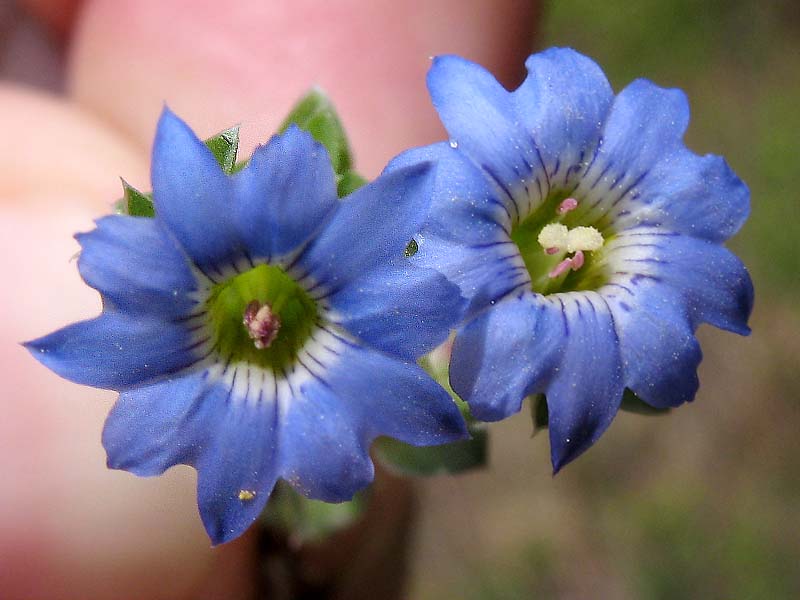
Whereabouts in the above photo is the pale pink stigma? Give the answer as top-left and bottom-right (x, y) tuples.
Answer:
(545, 246), (560, 255)
(243, 300), (281, 349)
(557, 197), (579, 215)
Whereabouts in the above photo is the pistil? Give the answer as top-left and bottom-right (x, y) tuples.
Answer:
(243, 300), (281, 350)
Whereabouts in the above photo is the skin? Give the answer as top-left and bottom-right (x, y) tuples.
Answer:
(1, 1), (538, 598)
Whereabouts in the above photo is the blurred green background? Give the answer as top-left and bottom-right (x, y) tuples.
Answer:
(412, 2), (800, 598)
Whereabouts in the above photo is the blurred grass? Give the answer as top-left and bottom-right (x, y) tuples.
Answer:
(412, 2), (800, 598)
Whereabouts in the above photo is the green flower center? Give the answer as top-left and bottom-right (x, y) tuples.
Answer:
(511, 193), (609, 295)
(205, 264), (319, 372)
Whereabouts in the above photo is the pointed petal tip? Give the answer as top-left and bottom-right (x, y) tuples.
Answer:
(154, 105), (187, 141)
(550, 446), (578, 476)
(206, 525), (237, 547)
(153, 106), (206, 159)
(22, 334), (53, 362)
(22, 334), (76, 381)
(157, 103), (178, 122)
(427, 54), (490, 93)
(204, 509), (259, 546)
(200, 492), (271, 547)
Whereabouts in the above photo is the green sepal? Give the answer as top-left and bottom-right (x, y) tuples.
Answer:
(204, 125), (240, 174)
(375, 421), (488, 477)
(530, 389), (669, 433)
(374, 349), (488, 477)
(336, 170), (367, 197)
(119, 179), (155, 217)
(619, 389), (671, 415)
(261, 482), (368, 543)
(114, 127), (241, 217)
(529, 393), (549, 436)
(279, 87), (352, 176)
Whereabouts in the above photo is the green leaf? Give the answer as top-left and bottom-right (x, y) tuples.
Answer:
(204, 125), (240, 174)
(336, 170), (367, 197)
(619, 389), (671, 415)
(375, 422), (488, 477)
(280, 87), (352, 176)
(262, 482), (367, 543)
(121, 179), (155, 217)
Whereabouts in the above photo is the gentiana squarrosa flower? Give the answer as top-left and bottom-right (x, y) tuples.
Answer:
(26, 109), (468, 544)
(390, 48), (753, 472)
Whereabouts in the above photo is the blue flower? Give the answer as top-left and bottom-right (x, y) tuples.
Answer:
(389, 48), (753, 472)
(25, 108), (468, 544)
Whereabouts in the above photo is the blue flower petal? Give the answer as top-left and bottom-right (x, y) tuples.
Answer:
(296, 163), (434, 292)
(233, 126), (338, 260)
(327, 260), (465, 360)
(387, 142), (510, 241)
(610, 150), (750, 243)
(102, 370), (216, 475)
(386, 143), (529, 313)
(76, 215), (198, 318)
(512, 48), (613, 188)
(279, 379), (374, 502)
(571, 80), (689, 222)
(24, 312), (199, 390)
(452, 291), (624, 470)
(151, 108), (243, 275)
(281, 339), (466, 501)
(450, 292), (564, 421)
(427, 55), (545, 220)
(604, 228), (753, 335)
(195, 381), (280, 545)
(605, 285), (702, 408)
(575, 79), (749, 242)
(544, 293), (625, 473)
(104, 367), (281, 545)
(323, 339), (468, 446)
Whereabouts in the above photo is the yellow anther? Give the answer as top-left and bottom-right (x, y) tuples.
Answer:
(537, 223), (569, 251)
(238, 489), (256, 501)
(566, 226), (603, 253)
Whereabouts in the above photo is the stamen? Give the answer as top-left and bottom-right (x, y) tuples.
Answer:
(243, 300), (281, 350)
(557, 197), (579, 214)
(538, 223), (569, 254)
(570, 249), (585, 270)
(567, 226), (603, 253)
(547, 250), (585, 279)
(548, 257), (574, 279)
(538, 220), (603, 280)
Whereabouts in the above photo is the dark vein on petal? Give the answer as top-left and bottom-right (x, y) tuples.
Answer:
(610, 170), (648, 209)
(481, 163), (521, 224)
